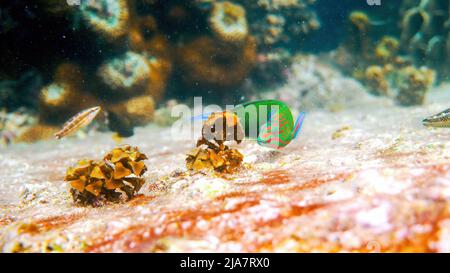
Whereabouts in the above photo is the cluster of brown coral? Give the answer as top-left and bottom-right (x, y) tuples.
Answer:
(186, 111), (244, 174)
(400, 0), (449, 78)
(335, 9), (438, 106)
(65, 145), (147, 206)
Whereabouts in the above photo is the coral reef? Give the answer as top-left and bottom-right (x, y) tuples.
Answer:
(234, 0), (321, 50)
(399, 0), (449, 77)
(66, 145), (147, 206)
(333, 8), (441, 106)
(177, 36), (257, 88)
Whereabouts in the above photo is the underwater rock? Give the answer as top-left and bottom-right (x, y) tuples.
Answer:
(66, 145), (147, 207)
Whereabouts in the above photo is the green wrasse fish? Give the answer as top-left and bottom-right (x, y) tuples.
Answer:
(423, 108), (450, 128)
(194, 100), (306, 149)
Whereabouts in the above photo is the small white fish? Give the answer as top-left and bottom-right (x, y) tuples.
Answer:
(55, 106), (102, 139)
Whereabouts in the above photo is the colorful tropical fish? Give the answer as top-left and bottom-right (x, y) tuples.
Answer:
(234, 100), (305, 149)
(193, 100), (305, 149)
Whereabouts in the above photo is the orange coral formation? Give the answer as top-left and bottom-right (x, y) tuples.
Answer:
(178, 36), (256, 87)
(186, 146), (244, 174)
(209, 1), (249, 43)
(186, 111), (244, 174)
(66, 145), (147, 206)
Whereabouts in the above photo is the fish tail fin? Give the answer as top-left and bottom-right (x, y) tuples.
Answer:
(292, 112), (306, 139)
(190, 113), (211, 121)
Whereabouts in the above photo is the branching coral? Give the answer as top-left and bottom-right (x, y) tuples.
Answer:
(209, 1), (249, 43)
(79, 0), (130, 39)
(66, 145), (147, 206)
(178, 36), (256, 87)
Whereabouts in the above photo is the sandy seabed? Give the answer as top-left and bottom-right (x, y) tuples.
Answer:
(1, 85), (450, 252)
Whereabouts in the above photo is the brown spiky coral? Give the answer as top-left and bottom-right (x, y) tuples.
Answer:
(186, 111), (244, 174)
(66, 145), (147, 206)
(209, 1), (249, 43)
(178, 36), (256, 87)
(79, 0), (130, 39)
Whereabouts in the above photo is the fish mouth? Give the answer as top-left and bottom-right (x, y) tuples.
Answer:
(422, 118), (432, 127)
(422, 118), (449, 128)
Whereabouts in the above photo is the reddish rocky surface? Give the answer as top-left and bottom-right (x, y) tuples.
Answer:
(2, 101), (450, 252)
